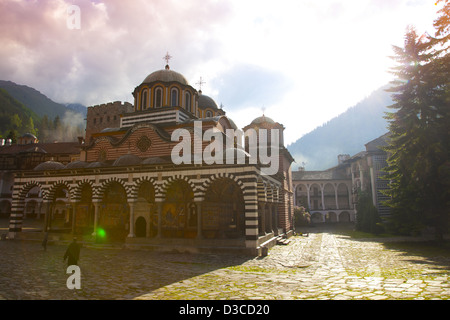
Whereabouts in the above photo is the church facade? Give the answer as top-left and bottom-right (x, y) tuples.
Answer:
(6, 62), (295, 255)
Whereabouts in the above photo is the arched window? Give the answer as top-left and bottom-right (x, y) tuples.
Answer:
(171, 88), (179, 107)
(141, 89), (148, 110)
(154, 87), (163, 108)
(206, 110), (213, 118)
(185, 92), (191, 112)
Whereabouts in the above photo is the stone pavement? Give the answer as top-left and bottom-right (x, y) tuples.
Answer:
(0, 225), (449, 300)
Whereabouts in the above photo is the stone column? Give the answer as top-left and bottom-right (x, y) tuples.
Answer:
(321, 184), (325, 210)
(70, 202), (77, 235)
(335, 184), (339, 210)
(127, 200), (136, 238)
(196, 201), (203, 239)
(156, 201), (162, 238)
(306, 184), (311, 210)
(91, 201), (100, 236)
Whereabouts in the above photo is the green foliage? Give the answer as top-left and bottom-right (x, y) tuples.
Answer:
(383, 2), (450, 240)
(355, 191), (384, 235)
(294, 206), (311, 227)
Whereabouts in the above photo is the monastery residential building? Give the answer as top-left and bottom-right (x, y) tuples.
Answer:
(2, 61), (295, 255)
(292, 133), (390, 224)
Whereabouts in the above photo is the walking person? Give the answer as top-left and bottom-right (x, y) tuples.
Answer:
(63, 237), (81, 266)
(42, 231), (49, 251)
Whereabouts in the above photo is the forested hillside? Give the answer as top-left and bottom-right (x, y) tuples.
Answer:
(287, 86), (392, 170)
(0, 80), (86, 142)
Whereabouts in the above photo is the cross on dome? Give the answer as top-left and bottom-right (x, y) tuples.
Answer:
(196, 77), (206, 92)
(163, 52), (172, 69)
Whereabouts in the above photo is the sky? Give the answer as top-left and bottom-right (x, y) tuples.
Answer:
(0, 0), (441, 145)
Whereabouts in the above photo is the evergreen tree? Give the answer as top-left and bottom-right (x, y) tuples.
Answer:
(384, 3), (450, 240)
(23, 116), (38, 136)
(355, 191), (383, 235)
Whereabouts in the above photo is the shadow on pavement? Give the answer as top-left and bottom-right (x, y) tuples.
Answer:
(0, 239), (252, 300)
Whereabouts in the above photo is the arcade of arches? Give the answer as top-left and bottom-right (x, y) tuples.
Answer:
(293, 182), (355, 223)
(10, 176), (283, 243)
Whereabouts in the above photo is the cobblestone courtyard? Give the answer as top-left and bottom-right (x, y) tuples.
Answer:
(1, 224), (449, 300)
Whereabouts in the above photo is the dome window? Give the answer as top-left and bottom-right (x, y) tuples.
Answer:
(154, 87), (163, 108)
(141, 89), (148, 110)
(171, 88), (179, 107)
(185, 92), (191, 112)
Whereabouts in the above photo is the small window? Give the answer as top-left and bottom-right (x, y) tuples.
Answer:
(141, 89), (148, 110)
(206, 110), (213, 117)
(171, 88), (179, 107)
(154, 87), (162, 108)
(185, 92), (191, 112)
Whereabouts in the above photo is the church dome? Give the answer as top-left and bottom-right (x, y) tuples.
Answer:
(34, 161), (65, 171)
(65, 161), (89, 169)
(198, 94), (219, 110)
(112, 154), (142, 167)
(142, 66), (189, 86)
(250, 115), (275, 125)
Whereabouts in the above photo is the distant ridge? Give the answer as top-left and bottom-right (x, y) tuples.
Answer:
(287, 85), (392, 170)
(0, 80), (86, 119)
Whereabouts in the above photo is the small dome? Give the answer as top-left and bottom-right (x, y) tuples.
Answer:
(142, 68), (189, 86)
(87, 162), (107, 168)
(250, 115), (275, 125)
(198, 94), (219, 110)
(65, 161), (89, 169)
(21, 133), (38, 139)
(112, 154), (142, 167)
(141, 157), (166, 165)
(34, 161), (65, 171)
(226, 117), (238, 130)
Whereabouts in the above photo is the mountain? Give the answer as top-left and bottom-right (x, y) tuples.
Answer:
(0, 88), (40, 137)
(0, 80), (87, 142)
(0, 80), (86, 119)
(287, 85), (392, 170)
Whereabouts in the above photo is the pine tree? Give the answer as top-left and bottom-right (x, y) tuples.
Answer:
(384, 3), (450, 240)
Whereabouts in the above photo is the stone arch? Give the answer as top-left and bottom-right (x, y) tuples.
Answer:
(295, 183), (308, 208)
(18, 181), (45, 201)
(311, 212), (324, 223)
(46, 182), (72, 231)
(310, 183), (322, 210)
(337, 183), (350, 209)
(323, 183), (336, 210)
(339, 211), (351, 222)
(73, 182), (95, 235)
(200, 173), (245, 200)
(326, 211), (338, 223)
(135, 216), (147, 237)
(160, 175), (197, 201)
(97, 177), (129, 202)
(47, 181), (73, 202)
(203, 177), (245, 239)
(73, 179), (94, 202)
(161, 178), (195, 238)
(134, 178), (157, 238)
(99, 180), (130, 241)
(131, 177), (157, 200)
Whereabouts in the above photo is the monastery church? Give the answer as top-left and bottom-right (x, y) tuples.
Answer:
(5, 57), (295, 255)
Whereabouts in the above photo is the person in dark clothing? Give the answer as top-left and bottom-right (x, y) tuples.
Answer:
(42, 232), (49, 251)
(64, 238), (81, 266)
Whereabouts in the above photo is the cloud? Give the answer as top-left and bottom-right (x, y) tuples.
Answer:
(0, 0), (233, 105)
(211, 63), (293, 111)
